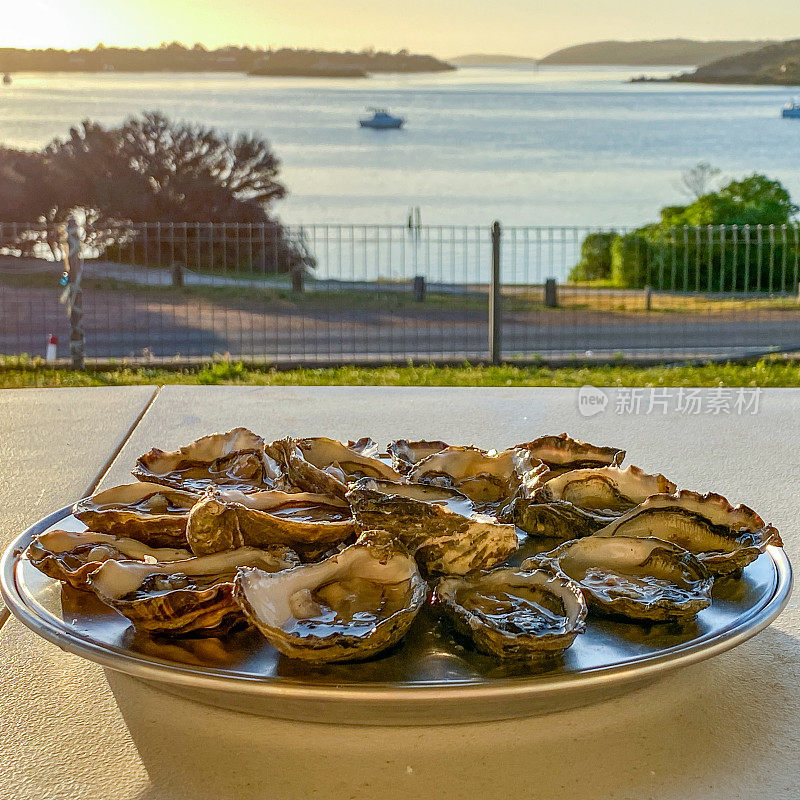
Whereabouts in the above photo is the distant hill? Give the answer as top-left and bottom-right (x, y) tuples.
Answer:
(539, 39), (774, 66)
(669, 39), (800, 84)
(450, 54), (538, 66)
(250, 49), (454, 77)
(0, 44), (454, 76)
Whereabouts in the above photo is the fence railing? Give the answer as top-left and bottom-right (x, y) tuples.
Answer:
(1, 220), (799, 366)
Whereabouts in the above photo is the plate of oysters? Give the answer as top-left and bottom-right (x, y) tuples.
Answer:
(1, 429), (792, 725)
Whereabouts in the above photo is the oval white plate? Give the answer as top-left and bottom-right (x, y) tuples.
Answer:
(1, 505), (792, 725)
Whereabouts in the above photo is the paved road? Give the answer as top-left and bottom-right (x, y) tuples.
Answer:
(2, 280), (798, 363)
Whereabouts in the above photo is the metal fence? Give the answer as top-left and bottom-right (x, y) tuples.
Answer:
(2, 220), (800, 366)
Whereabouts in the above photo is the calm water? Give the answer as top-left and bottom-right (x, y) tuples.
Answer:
(1, 65), (799, 230)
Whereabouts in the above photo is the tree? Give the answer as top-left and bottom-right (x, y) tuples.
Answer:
(679, 162), (721, 200)
(0, 113), (311, 273)
(662, 174), (797, 227)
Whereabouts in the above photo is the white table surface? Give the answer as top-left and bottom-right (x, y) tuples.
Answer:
(1, 386), (798, 800)
(0, 386), (155, 622)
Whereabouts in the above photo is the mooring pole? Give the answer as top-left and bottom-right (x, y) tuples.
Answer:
(489, 220), (502, 365)
(59, 216), (85, 369)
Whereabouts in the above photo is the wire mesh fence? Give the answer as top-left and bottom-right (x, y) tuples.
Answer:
(1, 220), (799, 366)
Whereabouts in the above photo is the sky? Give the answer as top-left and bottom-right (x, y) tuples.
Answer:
(2, 0), (798, 57)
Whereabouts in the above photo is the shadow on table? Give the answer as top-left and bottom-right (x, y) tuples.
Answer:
(107, 626), (800, 800)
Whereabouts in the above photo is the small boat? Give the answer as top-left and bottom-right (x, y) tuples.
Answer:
(782, 100), (800, 119)
(2, 73), (11, 86)
(359, 108), (404, 129)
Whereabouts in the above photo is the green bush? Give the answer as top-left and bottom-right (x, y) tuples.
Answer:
(576, 173), (800, 291)
(610, 226), (800, 291)
(568, 232), (616, 281)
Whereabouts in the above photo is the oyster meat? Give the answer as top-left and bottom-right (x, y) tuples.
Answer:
(408, 445), (538, 505)
(594, 490), (782, 576)
(234, 531), (426, 662)
(531, 536), (713, 622)
(515, 433), (625, 477)
(186, 488), (356, 558)
(345, 478), (518, 576)
(387, 439), (451, 474)
(74, 482), (200, 547)
(504, 465), (676, 539)
(132, 428), (282, 493)
(25, 529), (191, 590)
(434, 566), (587, 660)
(87, 546), (299, 636)
(266, 437), (404, 498)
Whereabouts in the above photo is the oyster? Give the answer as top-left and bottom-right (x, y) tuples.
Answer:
(25, 529), (191, 590)
(504, 465), (676, 539)
(73, 482), (200, 547)
(530, 536), (713, 622)
(434, 566), (587, 660)
(234, 531), (426, 662)
(266, 437), (404, 499)
(594, 490), (782, 576)
(408, 446), (538, 505)
(186, 488), (356, 558)
(515, 433), (625, 477)
(132, 428), (282, 493)
(87, 546), (299, 636)
(387, 439), (451, 474)
(345, 478), (518, 576)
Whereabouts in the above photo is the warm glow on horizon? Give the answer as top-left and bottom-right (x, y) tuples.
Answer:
(2, 0), (799, 58)
(2, 1), (116, 50)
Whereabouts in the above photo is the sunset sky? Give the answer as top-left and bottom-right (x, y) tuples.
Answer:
(4, 0), (798, 57)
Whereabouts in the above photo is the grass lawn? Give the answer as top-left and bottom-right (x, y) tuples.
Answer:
(2, 355), (799, 388)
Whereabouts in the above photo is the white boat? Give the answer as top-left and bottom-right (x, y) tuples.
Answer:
(359, 108), (404, 129)
(782, 100), (800, 119)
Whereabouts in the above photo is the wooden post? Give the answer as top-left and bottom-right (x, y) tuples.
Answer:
(413, 275), (426, 302)
(489, 221), (502, 365)
(291, 263), (305, 293)
(171, 261), (185, 287)
(644, 285), (652, 311)
(59, 216), (85, 370)
(544, 278), (558, 308)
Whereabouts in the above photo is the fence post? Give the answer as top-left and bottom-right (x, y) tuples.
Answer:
(291, 263), (305, 293)
(413, 275), (426, 302)
(544, 278), (558, 307)
(171, 261), (185, 287)
(644, 284), (652, 311)
(59, 216), (85, 370)
(489, 220), (502, 365)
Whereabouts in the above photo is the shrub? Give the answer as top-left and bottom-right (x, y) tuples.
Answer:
(568, 231), (616, 282)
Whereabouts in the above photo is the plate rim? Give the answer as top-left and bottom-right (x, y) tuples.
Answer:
(1, 504), (793, 703)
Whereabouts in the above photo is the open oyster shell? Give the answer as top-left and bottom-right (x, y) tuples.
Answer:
(504, 465), (677, 539)
(434, 566), (587, 660)
(186, 488), (356, 558)
(132, 428), (282, 494)
(345, 478), (518, 576)
(25, 529), (192, 590)
(266, 437), (404, 499)
(530, 536), (713, 622)
(233, 531), (426, 662)
(514, 433), (625, 477)
(87, 546), (299, 636)
(408, 445), (538, 505)
(73, 482), (200, 547)
(387, 439), (451, 474)
(594, 490), (782, 576)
